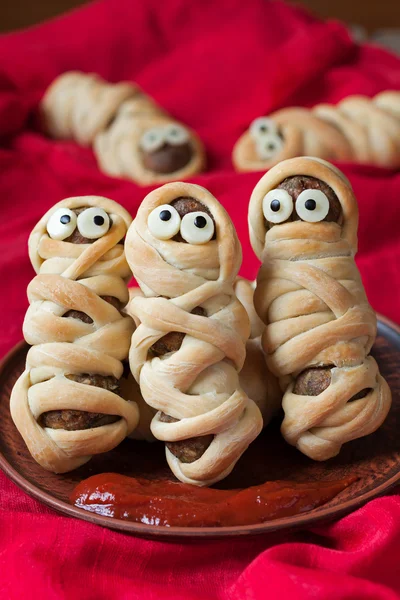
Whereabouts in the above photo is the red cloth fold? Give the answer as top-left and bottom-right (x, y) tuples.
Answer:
(0, 1), (399, 598)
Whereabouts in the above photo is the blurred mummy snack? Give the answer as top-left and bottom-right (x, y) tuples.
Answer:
(374, 90), (400, 120)
(40, 72), (135, 146)
(234, 277), (282, 425)
(248, 157), (391, 460)
(125, 182), (263, 486)
(95, 98), (205, 185)
(10, 196), (139, 473)
(233, 91), (400, 171)
(40, 71), (205, 185)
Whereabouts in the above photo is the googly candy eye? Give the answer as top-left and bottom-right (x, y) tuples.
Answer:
(262, 189), (293, 224)
(140, 128), (165, 153)
(250, 117), (278, 141)
(77, 207), (110, 239)
(147, 204), (181, 240)
(180, 211), (215, 245)
(256, 132), (283, 160)
(165, 124), (190, 146)
(46, 208), (77, 240)
(295, 189), (330, 223)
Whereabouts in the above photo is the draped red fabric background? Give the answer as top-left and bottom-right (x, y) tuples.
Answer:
(0, 1), (399, 598)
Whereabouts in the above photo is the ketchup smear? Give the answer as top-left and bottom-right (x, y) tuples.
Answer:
(71, 473), (357, 527)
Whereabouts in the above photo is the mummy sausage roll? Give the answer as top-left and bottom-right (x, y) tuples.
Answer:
(125, 183), (263, 486)
(234, 278), (282, 425)
(233, 91), (400, 171)
(248, 157), (391, 460)
(40, 71), (205, 185)
(10, 197), (139, 473)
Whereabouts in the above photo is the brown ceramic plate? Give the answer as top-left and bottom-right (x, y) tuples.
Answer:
(1, 315), (399, 539)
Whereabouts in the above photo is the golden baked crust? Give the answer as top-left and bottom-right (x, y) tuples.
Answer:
(94, 102), (205, 185)
(40, 72), (136, 146)
(234, 91), (400, 171)
(125, 182), (263, 486)
(10, 196), (139, 473)
(40, 71), (205, 185)
(248, 157), (391, 460)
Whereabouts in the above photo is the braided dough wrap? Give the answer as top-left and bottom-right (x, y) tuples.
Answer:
(10, 196), (139, 473)
(125, 182), (263, 486)
(94, 98), (205, 185)
(374, 90), (400, 120)
(40, 72), (136, 146)
(40, 71), (205, 185)
(234, 277), (281, 425)
(233, 91), (400, 171)
(249, 157), (391, 460)
(126, 286), (157, 443)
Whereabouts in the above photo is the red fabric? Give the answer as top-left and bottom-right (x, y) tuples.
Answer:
(0, 1), (399, 598)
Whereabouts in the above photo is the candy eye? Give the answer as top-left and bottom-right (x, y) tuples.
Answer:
(165, 124), (189, 146)
(147, 204), (181, 240)
(295, 189), (330, 223)
(140, 128), (165, 153)
(46, 208), (77, 240)
(262, 189), (293, 224)
(77, 208), (110, 239)
(250, 117), (278, 141)
(180, 211), (215, 245)
(256, 132), (283, 160)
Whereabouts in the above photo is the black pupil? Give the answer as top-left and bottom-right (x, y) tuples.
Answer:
(194, 215), (207, 229)
(305, 199), (316, 211)
(94, 215), (105, 226)
(260, 125), (267, 132)
(160, 210), (171, 222)
(270, 200), (280, 212)
(267, 143), (275, 150)
(60, 214), (71, 224)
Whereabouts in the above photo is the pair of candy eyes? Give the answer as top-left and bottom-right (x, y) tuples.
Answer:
(46, 207), (110, 240)
(148, 204), (215, 244)
(250, 117), (283, 160)
(263, 189), (331, 223)
(140, 124), (190, 153)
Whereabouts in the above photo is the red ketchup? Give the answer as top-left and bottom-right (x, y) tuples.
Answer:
(70, 473), (357, 527)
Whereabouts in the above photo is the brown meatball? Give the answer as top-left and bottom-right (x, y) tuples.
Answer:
(264, 175), (342, 227)
(151, 305), (206, 356)
(159, 413), (213, 463)
(63, 207), (122, 245)
(64, 207), (95, 245)
(63, 309), (93, 324)
(170, 196), (216, 243)
(293, 366), (332, 396)
(142, 142), (193, 174)
(41, 373), (121, 430)
(293, 366), (371, 401)
(63, 296), (122, 324)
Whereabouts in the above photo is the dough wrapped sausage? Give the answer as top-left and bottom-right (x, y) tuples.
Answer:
(248, 157), (391, 460)
(126, 182), (263, 486)
(40, 71), (205, 185)
(233, 91), (400, 171)
(10, 196), (139, 473)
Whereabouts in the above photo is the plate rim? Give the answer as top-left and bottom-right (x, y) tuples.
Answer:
(1, 313), (399, 539)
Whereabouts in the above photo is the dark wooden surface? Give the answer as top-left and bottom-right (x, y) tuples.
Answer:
(0, 315), (399, 539)
(0, 0), (398, 34)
